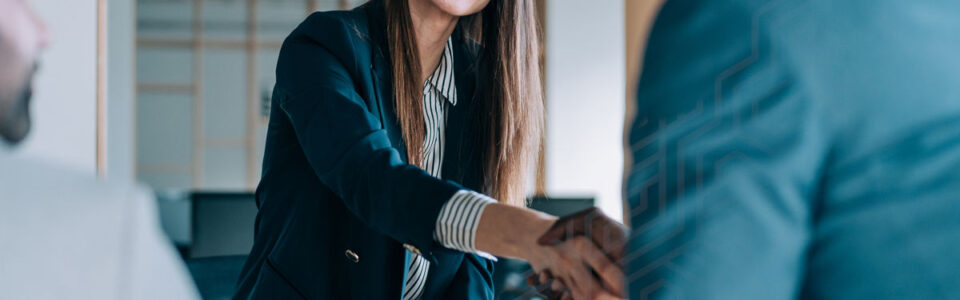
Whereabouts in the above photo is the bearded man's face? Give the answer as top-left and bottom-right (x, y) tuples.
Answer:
(0, 0), (48, 145)
(0, 67), (34, 144)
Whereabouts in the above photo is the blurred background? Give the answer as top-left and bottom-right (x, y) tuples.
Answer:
(13, 0), (661, 298)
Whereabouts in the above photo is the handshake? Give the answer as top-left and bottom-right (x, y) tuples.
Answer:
(524, 208), (629, 300)
(476, 204), (629, 299)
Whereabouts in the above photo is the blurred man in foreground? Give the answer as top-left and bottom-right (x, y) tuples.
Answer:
(626, 0), (960, 299)
(0, 0), (198, 298)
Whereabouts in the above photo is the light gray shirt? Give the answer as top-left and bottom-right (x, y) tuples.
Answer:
(0, 152), (199, 299)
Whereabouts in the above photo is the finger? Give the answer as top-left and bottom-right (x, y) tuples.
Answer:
(544, 275), (568, 300)
(564, 274), (587, 300)
(550, 278), (565, 293)
(581, 267), (620, 300)
(528, 272), (541, 286)
(573, 237), (625, 297)
(555, 260), (587, 300)
(592, 214), (629, 262)
(537, 218), (584, 246)
(537, 208), (600, 245)
(590, 290), (623, 300)
(536, 271), (563, 297)
(550, 278), (569, 299)
(534, 278), (554, 293)
(568, 259), (599, 300)
(557, 242), (600, 300)
(540, 279), (562, 300)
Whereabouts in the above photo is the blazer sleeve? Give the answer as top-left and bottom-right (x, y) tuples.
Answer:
(273, 13), (462, 259)
(442, 254), (495, 300)
(625, 2), (829, 298)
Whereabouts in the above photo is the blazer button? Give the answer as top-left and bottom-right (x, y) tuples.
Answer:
(344, 249), (360, 263)
(403, 244), (422, 256)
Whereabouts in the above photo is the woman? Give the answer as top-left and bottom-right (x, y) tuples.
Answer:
(235, 0), (621, 299)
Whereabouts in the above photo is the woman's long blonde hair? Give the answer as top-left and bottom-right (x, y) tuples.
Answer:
(384, 0), (543, 207)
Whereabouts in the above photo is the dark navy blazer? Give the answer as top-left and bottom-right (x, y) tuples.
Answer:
(235, 2), (494, 299)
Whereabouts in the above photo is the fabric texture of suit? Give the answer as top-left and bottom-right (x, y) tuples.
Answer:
(234, 2), (495, 299)
(626, 0), (960, 299)
(0, 153), (199, 299)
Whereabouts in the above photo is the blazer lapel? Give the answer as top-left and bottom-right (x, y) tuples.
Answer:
(365, 2), (408, 162)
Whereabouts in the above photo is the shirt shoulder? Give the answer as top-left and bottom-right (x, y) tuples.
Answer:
(0, 156), (188, 298)
(0, 155), (137, 208)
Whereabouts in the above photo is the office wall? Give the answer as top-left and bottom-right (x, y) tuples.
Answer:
(12, 1), (99, 174)
(544, 0), (626, 221)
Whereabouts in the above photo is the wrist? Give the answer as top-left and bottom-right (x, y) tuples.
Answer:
(474, 203), (557, 260)
(511, 213), (556, 260)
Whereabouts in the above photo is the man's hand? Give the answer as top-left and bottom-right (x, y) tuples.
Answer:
(473, 203), (626, 299)
(532, 207), (629, 299)
(525, 236), (624, 300)
(527, 270), (570, 300)
(538, 207), (629, 263)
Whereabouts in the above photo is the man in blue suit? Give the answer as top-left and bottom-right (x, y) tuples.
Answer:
(625, 0), (960, 298)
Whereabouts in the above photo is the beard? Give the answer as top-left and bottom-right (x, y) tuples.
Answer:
(0, 74), (33, 145)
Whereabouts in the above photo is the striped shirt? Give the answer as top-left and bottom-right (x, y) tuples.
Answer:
(402, 38), (497, 300)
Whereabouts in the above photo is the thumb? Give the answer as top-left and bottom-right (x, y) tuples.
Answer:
(537, 208), (597, 245)
(536, 222), (569, 245)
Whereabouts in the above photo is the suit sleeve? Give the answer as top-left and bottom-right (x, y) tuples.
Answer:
(625, 2), (829, 298)
(442, 254), (496, 300)
(274, 15), (464, 259)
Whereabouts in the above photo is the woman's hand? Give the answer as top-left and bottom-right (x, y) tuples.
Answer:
(473, 203), (624, 300)
(532, 207), (630, 299)
(525, 236), (624, 300)
(527, 270), (570, 300)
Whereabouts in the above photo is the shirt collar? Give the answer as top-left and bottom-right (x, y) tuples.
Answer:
(426, 38), (458, 106)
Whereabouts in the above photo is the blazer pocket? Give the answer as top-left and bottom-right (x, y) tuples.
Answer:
(247, 259), (309, 300)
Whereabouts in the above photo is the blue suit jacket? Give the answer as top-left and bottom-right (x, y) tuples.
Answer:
(235, 2), (494, 299)
(627, 0), (960, 299)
